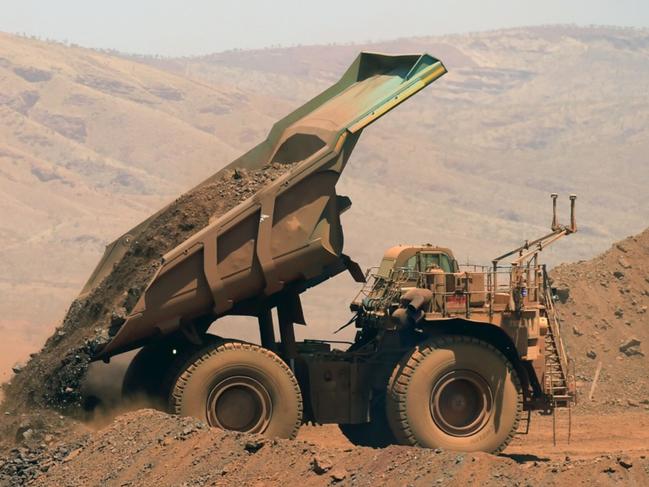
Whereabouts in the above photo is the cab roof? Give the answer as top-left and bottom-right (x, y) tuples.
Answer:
(382, 244), (456, 262)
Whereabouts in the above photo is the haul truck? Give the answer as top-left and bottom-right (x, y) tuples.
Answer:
(88, 53), (576, 453)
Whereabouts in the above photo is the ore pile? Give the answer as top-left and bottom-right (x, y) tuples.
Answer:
(0, 436), (89, 486)
(2, 164), (291, 415)
(551, 228), (649, 412)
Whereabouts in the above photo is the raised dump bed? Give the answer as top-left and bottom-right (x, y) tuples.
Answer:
(94, 52), (447, 358)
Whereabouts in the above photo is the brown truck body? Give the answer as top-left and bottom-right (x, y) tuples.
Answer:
(92, 52), (447, 358)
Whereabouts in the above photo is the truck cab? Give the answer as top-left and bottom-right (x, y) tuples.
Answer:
(376, 244), (459, 277)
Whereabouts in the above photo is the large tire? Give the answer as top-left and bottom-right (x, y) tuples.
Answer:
(169, 341), (303, 439)
(339, 393), (396, 448)
(386, 336), (522, 453)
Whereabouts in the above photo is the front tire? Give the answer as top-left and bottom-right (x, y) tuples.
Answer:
(169, 341), (303, 439)
(386, 335), (522, 453)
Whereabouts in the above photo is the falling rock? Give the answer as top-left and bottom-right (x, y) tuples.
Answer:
(586, 350), (597, 359)
(12, 363), (25, 374)
(572, 325), (583, 337)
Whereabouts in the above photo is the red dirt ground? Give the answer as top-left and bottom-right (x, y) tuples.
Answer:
(24, 409), (649, 487)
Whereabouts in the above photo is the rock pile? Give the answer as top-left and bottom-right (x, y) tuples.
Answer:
(551, 228), (649, 411)
(0, 437), (89, 486)
(14, 410), (648, 487)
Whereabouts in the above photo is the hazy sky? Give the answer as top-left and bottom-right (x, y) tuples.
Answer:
(2, 0), (649, 56)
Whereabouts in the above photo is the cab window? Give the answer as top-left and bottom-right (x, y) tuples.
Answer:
(420, 253), (441, 271)
(405, 255), (418, 270)
(438, 254), (453, 273)
(421, 252), (454, 273)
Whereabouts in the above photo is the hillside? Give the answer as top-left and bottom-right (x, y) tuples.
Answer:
(2, 25), (649, 379)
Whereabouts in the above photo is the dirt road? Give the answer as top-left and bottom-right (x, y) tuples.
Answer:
(298, 410), (649, 460)
(507, 411), (649, 460)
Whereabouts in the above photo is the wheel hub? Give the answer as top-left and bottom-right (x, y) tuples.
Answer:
(430, 370), (493, 437)
(206, 376), (272, 433)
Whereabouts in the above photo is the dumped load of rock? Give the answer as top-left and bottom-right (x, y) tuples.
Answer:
(2, 164), (292, 415)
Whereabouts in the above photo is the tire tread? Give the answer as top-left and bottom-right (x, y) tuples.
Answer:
(169, 341), (303, 439)
(386, 335), (523, 454)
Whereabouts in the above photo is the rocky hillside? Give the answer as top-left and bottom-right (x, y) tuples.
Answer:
(553, 228), (649, 412)
(2, 25), (649, 379)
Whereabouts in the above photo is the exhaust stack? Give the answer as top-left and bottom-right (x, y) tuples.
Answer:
(569, 194), (577, 233)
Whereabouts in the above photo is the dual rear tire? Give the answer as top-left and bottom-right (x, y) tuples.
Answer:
(169, 341), (303, 439)
(123, 338), (302, 439)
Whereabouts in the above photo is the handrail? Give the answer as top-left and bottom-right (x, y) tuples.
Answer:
(542, 267), (571, 377)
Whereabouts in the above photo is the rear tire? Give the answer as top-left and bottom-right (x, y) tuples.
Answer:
(169, 341), (303, 439)
(386, 335), (522, 453)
